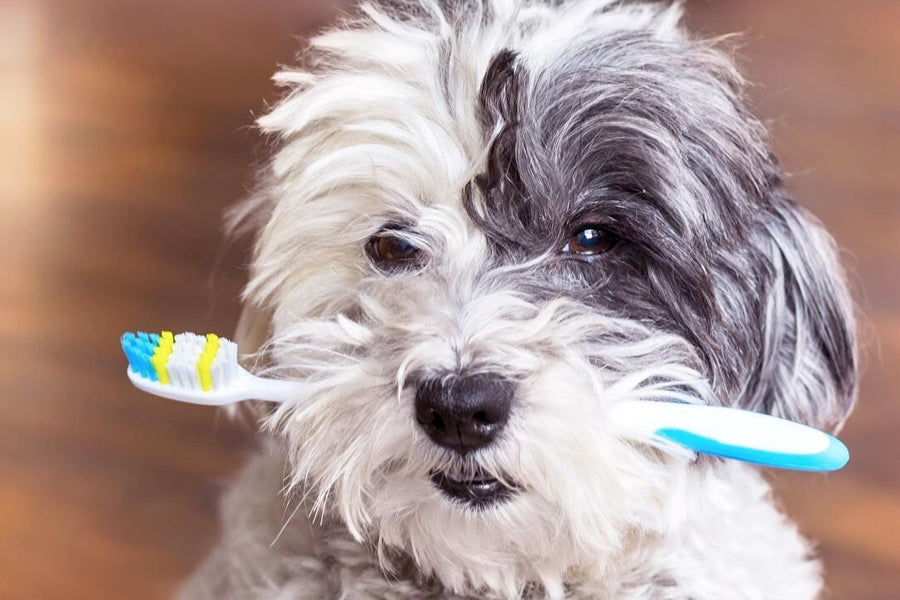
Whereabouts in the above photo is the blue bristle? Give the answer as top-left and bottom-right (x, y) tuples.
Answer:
(121, 331), (159, 381)
(146, 356), (158, 380)
(121, 333), (137, 371)
(140, 340), (156, 381)
(128, 348), (139, 373)
(129, 340), (142, 374)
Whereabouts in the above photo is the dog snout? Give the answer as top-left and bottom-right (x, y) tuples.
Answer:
(414, 373), (513, 455)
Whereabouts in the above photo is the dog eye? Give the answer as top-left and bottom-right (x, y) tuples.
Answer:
(562, 226), (617, 256)
(366, 232), (426, 273)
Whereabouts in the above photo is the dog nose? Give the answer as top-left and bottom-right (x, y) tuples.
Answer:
(414, 373), (514, 455)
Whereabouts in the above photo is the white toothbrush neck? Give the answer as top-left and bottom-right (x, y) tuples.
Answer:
(239, 368), (304, 403)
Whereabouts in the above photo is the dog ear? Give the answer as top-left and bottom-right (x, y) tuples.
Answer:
(740, 197), (858, 432)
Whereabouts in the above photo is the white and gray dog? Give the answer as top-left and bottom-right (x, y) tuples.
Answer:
(182, 1), (857, 598)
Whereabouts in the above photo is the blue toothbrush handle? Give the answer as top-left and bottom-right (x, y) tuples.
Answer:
(613, 401), (850, 472)
(655, 427), (849, 471)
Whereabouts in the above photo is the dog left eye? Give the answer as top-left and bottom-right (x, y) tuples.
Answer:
(562, 226), (617, 256)
(366, 232), (425, 273)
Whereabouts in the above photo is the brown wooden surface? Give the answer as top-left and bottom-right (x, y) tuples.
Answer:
(1, 1), (897, 598)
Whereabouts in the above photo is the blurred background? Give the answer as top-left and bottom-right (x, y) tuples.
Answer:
(0, 0), (897, 598)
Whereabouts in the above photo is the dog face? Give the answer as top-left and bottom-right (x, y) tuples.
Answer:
(237, 1), (856, 595)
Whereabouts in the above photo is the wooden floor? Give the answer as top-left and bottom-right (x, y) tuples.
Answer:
(1, 1), (897, 598)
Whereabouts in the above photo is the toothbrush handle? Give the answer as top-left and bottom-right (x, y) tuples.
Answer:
(612, 401), (849, 472)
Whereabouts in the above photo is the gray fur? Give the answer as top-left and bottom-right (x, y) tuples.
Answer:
(466, 24), (856, 429)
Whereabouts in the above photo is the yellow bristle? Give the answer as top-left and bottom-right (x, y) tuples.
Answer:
(197, 334), (220, 392)
(151, 354), (168, 384)
(151, 341), (171, 385)
(198, 359), (212, 391)
(205, 335), (219, 359)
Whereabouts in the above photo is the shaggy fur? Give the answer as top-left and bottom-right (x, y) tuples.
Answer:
(180, 1), (857, 598)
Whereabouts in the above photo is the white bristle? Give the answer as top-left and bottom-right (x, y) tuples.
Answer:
(208, 338), (239, 388)
(171, 332), (207, 390)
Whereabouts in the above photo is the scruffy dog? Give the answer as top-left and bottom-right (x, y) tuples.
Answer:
(181, 1), (857, 598)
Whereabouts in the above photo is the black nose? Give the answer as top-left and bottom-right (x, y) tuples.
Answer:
(414, 373), (514, 455)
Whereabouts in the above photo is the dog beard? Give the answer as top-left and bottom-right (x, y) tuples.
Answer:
(255, 285), (705, 595)
(231, 0), (857, 597)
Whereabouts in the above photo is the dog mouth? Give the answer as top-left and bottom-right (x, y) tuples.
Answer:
(429, 470), (518, 507)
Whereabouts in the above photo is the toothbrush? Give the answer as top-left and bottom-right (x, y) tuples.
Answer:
(120, 330), (848, 471)
(611, 401), (848, 472)
(120, 330), (302, 406)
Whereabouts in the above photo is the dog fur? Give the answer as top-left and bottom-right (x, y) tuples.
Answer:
(180, 1), (857, 598)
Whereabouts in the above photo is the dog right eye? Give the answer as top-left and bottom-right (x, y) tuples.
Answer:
(366, 232), (426, 273)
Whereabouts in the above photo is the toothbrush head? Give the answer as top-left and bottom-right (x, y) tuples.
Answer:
(121, 330), (239, 391)
(120, 330), (298, 405)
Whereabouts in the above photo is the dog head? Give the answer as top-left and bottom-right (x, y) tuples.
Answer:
(234, 1), (856, 595)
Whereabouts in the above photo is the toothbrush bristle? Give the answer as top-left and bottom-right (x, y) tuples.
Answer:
(121, 330), (239, 391)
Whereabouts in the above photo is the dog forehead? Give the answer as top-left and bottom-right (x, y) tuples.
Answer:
(257, 0), (768, 278)
(260, 4), (691, 213)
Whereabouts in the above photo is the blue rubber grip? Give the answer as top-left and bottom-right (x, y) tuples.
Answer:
(655, 427), (850, 471)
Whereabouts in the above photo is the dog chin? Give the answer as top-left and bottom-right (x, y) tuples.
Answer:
(372, 477), (565, 598)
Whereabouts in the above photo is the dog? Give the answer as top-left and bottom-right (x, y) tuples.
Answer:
(180, 1), (857, 598)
